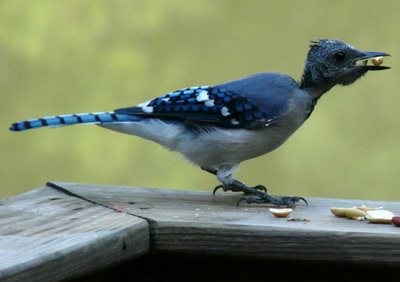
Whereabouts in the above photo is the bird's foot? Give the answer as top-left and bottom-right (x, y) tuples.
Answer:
(237, 194), (308, 207)
(203, 166), (267, 195)
(213, 182), (267, 196)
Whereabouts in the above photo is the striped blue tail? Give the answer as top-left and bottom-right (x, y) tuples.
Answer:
(9, 112), (139, 132)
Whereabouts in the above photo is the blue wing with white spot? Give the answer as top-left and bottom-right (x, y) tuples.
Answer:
(115, 86), (276, 129)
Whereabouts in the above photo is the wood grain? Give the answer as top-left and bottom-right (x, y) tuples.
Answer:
(50, 182), (400, 265)
(2, 181), (399, 282)
(0, 186), (149, 282)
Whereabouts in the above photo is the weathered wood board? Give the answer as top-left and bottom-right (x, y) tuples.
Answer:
(0, 186), (149, 282)
(1, 181), (399, 282)
(49, 182), (400, 265)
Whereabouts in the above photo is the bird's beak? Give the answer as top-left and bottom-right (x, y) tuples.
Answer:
(354, 51), (391, 71)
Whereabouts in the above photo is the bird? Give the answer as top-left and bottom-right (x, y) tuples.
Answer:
(9, 39), (390, 206)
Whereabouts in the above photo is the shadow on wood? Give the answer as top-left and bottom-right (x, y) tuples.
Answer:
(77, 253), (400, 282)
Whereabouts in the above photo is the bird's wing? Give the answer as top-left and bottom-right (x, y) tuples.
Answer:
(114, 86), (280, 129)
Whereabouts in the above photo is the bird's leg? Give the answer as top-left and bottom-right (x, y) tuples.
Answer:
(201, 166), (266, 195)
(213, 179), (267, 195)
(202, 165), (267, 195)
(201, 166), (307, 207)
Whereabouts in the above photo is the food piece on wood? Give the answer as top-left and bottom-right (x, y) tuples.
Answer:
(358, 205), (383, 212)
(269, 208), (292, 218)
(365, 210), (394, 224)
(330, 207), (366, 220)
(392, 216), (400, 227)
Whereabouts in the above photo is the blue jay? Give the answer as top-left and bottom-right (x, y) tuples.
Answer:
(10, 39), (390, 206)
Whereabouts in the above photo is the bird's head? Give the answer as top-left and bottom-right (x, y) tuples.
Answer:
(300, 39), (390, 98)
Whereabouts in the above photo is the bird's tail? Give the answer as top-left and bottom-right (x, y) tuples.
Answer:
(9, 112), (139, 132)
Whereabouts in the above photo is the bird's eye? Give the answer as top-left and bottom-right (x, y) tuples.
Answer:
(334, 52), (346, 62)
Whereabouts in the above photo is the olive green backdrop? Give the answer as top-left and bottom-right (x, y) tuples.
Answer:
(2, 0), (399, 201)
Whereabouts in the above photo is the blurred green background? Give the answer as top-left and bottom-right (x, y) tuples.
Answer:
(1, 0), (399, 201)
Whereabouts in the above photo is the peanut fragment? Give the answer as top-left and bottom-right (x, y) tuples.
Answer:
(371, 56), (384, 66)
(269, 208), (292, 218)
(330, 207), (365, 220)
(365, 210), (394, 224)
(357, 205), (383, 212)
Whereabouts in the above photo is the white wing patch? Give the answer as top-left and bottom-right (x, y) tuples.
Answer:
(138, 100), (154, 113)
(196, 90), (209, 102)
(221, 106), (230, 116)
(204, 99), (215, 107)
(230, 119), (239, 125)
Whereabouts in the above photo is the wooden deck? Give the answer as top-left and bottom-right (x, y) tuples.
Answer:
(1, 182), (399, 281)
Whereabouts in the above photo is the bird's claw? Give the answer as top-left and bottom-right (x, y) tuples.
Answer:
(253, 185), (267, 193)
(213, 184), (267, 195)
(237, 194), (308, 207)
(212, 181), (305, 208)
(212, 185), (225, 195)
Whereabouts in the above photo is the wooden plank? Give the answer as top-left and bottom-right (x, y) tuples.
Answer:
(50, 182), (400, 265)
(0, 186), (149, 282)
